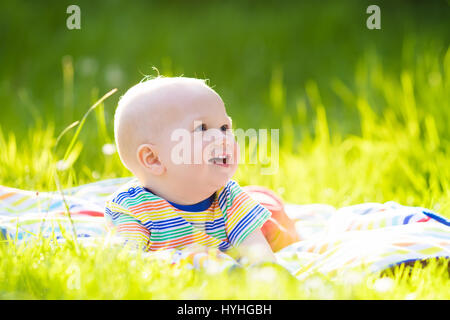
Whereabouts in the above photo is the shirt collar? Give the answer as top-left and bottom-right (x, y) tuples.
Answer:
(143, 187), (215, 212)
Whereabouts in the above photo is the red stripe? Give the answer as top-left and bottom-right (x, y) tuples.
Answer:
(74, 210), (104, 217)
(417, 216), (431, 223)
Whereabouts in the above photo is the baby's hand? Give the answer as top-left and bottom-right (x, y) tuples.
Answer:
(232, 229), (277, 265)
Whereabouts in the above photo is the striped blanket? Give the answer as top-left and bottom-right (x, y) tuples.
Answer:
(1, 178), (449, 279)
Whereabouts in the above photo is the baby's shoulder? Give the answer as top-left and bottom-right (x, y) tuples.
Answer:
(221, 179), (240, 189)
(216, 179), (244, 201)
(106, 178), (148, 208)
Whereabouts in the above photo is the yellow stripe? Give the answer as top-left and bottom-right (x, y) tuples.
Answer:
(227, 199), (252, 226)
(12, 195), (30, 207)
(227, 199), (256, 229)
(418, 246), (443, 255)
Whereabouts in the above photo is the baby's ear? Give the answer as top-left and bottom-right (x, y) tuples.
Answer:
(137, 144), (166, 175)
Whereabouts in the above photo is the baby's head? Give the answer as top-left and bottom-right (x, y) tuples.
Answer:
(114, 76), (239, 204)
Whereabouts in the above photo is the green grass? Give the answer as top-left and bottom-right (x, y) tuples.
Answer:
(1, 239), (449, 299)
(1, 0), (449, 299)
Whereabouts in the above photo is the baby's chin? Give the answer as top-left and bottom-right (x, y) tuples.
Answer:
(167, 162), (237, 194)
(206, 162), (238, 187)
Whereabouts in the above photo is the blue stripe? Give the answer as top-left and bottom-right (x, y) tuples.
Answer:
(422, 211), (450, 227)
(230, 205), (264, 239)
(115, 186), (149, 204)
(105, 207), (120, 220)
(218, 187), (228, 209)
(115, 189), (134, 203)
(403, 214), (413, 224)
(152, 219), (189, 230)
(206, 218), (225, 229)
(142, 220), (153, 229)
(219, 241), (231, 251)
(114, 192), (126, 203)
(205, 224), (226, 233)
(228, 205), (266, 243)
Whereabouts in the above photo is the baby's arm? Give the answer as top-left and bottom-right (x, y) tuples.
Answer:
(105, 200), (150, 250)
(235, 228), (277, 264)
(221, 180), (277, 264)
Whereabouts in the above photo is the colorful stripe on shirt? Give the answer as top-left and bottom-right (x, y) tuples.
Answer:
(104, 179), (271, 252)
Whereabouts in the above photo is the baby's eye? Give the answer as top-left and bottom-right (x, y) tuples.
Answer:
(220, 124), (229, 132)
(194, 123), (207, 132)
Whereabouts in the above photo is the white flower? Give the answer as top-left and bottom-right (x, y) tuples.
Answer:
(56, 160), (69, 171)
(102, 143), (116, 156)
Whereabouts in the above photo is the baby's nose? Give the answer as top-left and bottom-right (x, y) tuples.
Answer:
(204, 129), (235, 154)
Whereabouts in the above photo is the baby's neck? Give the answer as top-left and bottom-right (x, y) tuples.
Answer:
(141, 180), (215, 205)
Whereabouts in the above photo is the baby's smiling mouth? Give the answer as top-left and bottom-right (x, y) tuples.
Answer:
(208, 154), (231, 167)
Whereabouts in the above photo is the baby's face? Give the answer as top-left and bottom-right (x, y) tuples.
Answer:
(146, 81), (239, 192)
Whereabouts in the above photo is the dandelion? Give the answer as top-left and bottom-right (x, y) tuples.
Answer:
(56, 160), (69, 171)
(102, 143), (116, 156)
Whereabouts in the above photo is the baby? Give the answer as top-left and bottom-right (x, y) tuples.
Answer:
(105, 76), (289, 264)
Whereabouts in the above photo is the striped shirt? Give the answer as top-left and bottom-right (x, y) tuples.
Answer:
(104, 179), (271, 252)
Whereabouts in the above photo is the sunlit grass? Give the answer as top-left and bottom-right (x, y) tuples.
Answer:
(0, 1), (449, 298)
(0, 238), (448, 299)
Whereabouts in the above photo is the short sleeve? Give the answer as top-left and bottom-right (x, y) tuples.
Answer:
(219, 180), (271, 247)
(105, 200), (150, 250)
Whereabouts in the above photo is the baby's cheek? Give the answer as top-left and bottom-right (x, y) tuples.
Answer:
(166, 140), (194, 166)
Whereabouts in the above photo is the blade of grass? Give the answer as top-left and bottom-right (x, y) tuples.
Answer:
(51, 88), (118, 249)
(62, 88), (117, 161)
